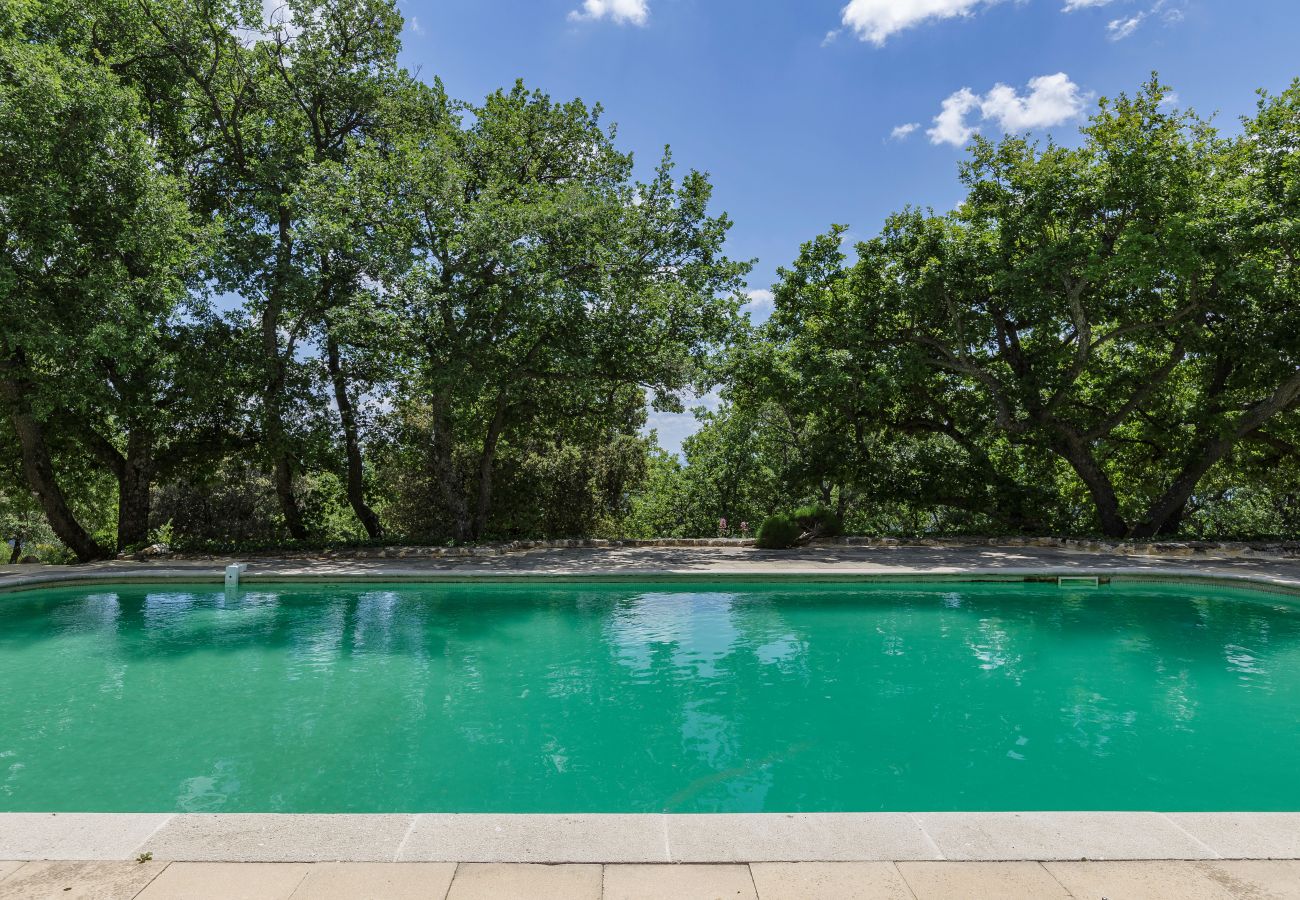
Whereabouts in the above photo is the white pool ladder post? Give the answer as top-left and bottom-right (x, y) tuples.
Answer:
(1058, 575), (1101, 587)
(224, 563), (247, 589)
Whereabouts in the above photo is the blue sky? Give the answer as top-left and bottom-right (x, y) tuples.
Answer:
(393, 0), (1300, 453)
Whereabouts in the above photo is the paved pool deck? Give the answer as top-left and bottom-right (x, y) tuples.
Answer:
(2, 545), (1299, 896)
(2, 858), (1300, 899)
(2, 542), (1300, 590)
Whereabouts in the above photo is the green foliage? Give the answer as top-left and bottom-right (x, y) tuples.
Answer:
(1, 4), (1296, 556)
(755, 514), (801, 550)
(792, 504), (842, 538)
(701, 77), (1300, 541)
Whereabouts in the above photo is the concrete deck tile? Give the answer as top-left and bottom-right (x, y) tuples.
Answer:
(134, 862), (311, 899)
(444, 863), (601, 900)
(896, 861), (1069, 899)
(143, 814), (413, 862)
(749, 862), (916, 899)
(1044, 861), (1240, 900)
(398, 814), (668, 863)
(602, 864), (758, 900)
(287, 862), (458, 899)
(1166, 814), (1300, 859)
(915, 812), (1216, 861)
(665, 814), (939, 863)
(1206, 860), (1300, 900)
(0, 860), (167, 899)
(0, 861), (24, 881)
(0, 814), (170, 861)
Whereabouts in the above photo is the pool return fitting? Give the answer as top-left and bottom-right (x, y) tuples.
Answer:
(224, 563), (247, 589)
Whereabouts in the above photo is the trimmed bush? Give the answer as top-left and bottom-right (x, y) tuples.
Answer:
(792, 503), (842, 538)
(756, 513), (801, 549)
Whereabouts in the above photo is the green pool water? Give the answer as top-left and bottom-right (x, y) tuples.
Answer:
(1, 579), (1298, 813)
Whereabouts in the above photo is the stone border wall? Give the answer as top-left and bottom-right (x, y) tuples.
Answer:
(149, 535), (1300, 562)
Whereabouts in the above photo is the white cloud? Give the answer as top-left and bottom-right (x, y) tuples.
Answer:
(840, 0), (995, 45)
(569, 0), (649, 26)
(1062, 0), (1116, 9)
(1107, 12), (1144, 38)
(981, 73), (1086, 129)
(741, 289), (775, 319)
(890, 122), (921, 140)
(408, 15), (424, 35)
(928, 74), (1087, 146)
(928, 87), (982, 146)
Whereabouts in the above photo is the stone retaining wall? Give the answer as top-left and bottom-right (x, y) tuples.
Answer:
(152, 535), (1300, 562)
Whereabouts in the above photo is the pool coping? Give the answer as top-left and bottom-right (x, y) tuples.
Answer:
(3, 555), (1298, 865)
(2, 812), (1299, 863)
(2, 565), (1300, 597)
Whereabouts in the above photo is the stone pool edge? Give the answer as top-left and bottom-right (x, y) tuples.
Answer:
(2, 812), (1299, 863)
(3, 565), (1300, 597)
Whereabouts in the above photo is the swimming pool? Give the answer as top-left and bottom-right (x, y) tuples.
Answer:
(1, 579), (1297, 813)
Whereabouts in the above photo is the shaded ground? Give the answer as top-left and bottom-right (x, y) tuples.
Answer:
(3, 544), (1300, 587)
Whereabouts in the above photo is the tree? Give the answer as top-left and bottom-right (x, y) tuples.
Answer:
(135, 0), (406, 539)
(300, 83), (749, 540)
(0, 37), (192, 560)
(781, 79), (1299, 538)
(724, 230), (1054, 533)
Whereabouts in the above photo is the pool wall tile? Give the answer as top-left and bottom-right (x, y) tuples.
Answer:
(143, 814), (414, 862)
(397, 814), (671, 863)
(665, 814), (941, 863)
(915, 812), (1218, 861)
(1164, 813), (1300, 859)
(0, 813), (171, 860)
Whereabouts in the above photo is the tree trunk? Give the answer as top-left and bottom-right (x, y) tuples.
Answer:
(116, 427), (155, 551)
(1131, 370), (1300, 538)
(0, 374), (108, 562)
(326, 335), (382, 539)
(471, 400), (509, 540)
(430, 395), (470, 541)
(1051, 429), (1129, 538)
(264, 205), (308, 540)
(9, 539), (21, 564)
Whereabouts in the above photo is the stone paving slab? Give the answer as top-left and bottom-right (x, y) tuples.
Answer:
(143, 815), (414, 863)
(1167, 813), (1300, 859)
(1045, 860), (1241, 900)
(896, 861), (1070, 899)
(664, 814), (939, 863)
(602, 864), (757, 900)
(1209, 859), (1300, 900)
(398, 814), (669, 863)
(0, 814), (171, 861)
(10, 812), (1300, 865)
(286, 862), (457, 899)
(0, 859), (167, 899)
(5, 860), (1300, 899)
(133, 862), (312, 899)
(444, 863), (602, 900)
(914, 811), (1217, 861)
(748, 862), (915, 899)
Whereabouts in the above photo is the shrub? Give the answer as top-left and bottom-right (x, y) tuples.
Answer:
(756, 513), (801, 549)
(792, 504), (842, 538)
